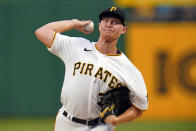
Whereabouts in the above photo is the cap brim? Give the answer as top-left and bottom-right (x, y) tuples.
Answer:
(99, 11), (125, 26)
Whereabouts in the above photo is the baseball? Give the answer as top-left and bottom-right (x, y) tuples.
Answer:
(84, 21), (94, 32)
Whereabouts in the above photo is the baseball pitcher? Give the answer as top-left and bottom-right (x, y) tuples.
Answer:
(35, 7), (148, 131)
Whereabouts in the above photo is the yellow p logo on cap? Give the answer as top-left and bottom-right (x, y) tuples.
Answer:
(110, 7), (117, 12)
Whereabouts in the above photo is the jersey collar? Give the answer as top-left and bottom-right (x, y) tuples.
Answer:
(94, 43), (122, 56)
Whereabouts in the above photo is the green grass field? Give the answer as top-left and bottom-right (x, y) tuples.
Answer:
(0, 117), (196, 131)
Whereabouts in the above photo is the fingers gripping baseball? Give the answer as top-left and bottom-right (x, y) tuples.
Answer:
(73, 19), (94, 34)
(84, 21), (94, 33)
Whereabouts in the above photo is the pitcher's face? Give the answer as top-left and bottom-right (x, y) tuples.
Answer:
(99, 17), (126, 41)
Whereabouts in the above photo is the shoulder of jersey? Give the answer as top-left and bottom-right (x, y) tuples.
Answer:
(121, 54), (142, 75)
(73, 37), (92, 46)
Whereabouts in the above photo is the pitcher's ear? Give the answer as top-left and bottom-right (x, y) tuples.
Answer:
(122, 26), (127, 34)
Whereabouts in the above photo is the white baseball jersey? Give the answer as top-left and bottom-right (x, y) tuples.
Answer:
(48, 33), (148, 120)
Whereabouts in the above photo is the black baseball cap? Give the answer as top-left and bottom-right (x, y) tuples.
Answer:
(99, 7), (125, 26)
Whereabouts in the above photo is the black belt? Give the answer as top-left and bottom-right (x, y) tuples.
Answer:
(63, 111), (100, 126)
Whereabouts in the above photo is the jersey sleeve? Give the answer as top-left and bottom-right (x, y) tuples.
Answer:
(128, 72), (148, 111)
(47, 33), (79, 63)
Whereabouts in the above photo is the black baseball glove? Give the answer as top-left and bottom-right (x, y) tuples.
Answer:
(98, 86), (131, 122)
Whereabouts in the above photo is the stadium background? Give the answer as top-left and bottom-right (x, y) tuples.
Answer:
(0, 0), (196, 130)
